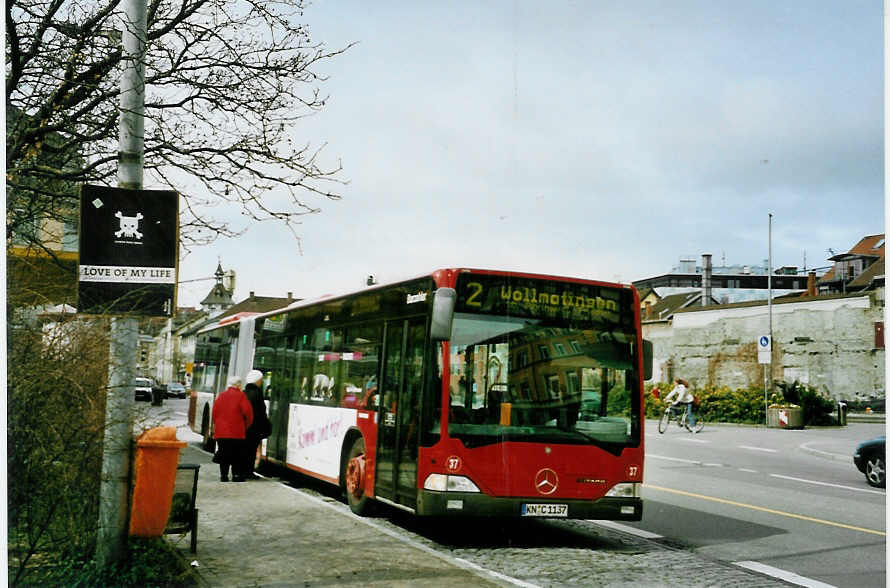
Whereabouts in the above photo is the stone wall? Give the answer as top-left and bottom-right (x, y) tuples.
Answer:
(643, 290), (885, 400)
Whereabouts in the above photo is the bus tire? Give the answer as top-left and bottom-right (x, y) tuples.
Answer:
(201, 408), (215, 453)
(343, 437), (371, 516)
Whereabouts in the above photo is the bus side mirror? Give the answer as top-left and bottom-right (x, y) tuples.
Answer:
(642, 339), (653, 381)
(430, 288), (456, 341)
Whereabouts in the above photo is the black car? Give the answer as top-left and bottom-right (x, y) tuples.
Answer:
(165, 382), (187, 399)
(853, 436), (885, 488)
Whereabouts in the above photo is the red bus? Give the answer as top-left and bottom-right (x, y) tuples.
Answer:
(195, 268), (651, 519)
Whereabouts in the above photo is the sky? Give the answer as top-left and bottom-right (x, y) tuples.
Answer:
(174, 1), (884, 309)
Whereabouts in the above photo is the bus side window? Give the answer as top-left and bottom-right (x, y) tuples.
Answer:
(293, 332), (315, 405)
(305, 327), (343, 406)
(340, 324), (382, 410)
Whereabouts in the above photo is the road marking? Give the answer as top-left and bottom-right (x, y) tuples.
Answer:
(646, 484), (886, 537)
(679, 438), (710, 443)
(739, 445), (777, 453)
(770, 474), (886, 496)
(590, 520), (664, 539)
(647, 454), (701, 465)
(738, 468), (758, 473)
(648, 454), (727, 468)
(733, 561), (836, 588)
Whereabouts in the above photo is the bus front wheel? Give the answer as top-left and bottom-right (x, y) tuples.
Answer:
(344, 437), (371, 516)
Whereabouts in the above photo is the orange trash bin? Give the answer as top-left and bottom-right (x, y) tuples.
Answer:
(129, 426), (187, 536)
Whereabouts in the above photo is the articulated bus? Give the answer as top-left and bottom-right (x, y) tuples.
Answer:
(190, 268), (652, 519)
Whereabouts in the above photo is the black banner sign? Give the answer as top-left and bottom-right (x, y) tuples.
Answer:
(78, 184), (178, 316)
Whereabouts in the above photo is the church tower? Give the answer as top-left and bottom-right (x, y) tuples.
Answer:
(200, 261), (234, 317)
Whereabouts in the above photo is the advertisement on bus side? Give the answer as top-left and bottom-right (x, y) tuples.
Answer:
(286, 404), (357, 481)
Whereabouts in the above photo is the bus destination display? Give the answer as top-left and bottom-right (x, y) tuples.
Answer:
(455, 274), (632, 325)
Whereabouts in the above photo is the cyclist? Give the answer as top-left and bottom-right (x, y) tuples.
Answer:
(663, 378), (696, 428)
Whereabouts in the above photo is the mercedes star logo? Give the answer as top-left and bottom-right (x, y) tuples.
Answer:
(534, 468), (558, 495)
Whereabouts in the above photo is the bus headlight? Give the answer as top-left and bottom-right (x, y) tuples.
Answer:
(605, 482), (641, 498)
(423, 474), (481, 493)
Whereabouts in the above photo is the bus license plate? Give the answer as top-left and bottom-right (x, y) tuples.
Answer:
(522, 504), (568, 517)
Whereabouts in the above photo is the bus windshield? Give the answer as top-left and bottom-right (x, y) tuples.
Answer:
(446, 312), (641, 451)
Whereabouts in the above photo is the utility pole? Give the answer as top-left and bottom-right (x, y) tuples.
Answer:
(767, 213), (773, 416)
(96, 0), (146, 567)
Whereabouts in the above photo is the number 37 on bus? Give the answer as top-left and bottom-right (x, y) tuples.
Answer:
(189, 268), (653, 520)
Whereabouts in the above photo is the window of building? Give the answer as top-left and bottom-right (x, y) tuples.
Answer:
(62, 218), (78, 252)
(12, 210), (41, 246)
(516, 349), (529, 368)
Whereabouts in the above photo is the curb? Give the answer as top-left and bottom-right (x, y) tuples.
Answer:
(847, 413), (886, 424)
(648, 416), (885, 429)
(165, 539), (209, 587)
(797, 442), (851, 463)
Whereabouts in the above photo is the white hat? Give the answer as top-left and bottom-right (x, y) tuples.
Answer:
(246, 369), (264, 384)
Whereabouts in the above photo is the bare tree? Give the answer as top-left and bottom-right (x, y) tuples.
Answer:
(6, 0), (352, 252)
(7, 1), (351, 580)
(8, 316), (109, 584)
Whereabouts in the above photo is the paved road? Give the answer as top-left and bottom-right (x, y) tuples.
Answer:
(628, 421), (887, 587)
(143, 400), (883, 587)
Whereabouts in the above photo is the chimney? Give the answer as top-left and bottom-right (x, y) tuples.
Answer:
(249, 291), (255, 299)
(807, 271), (817, 297)
(287, 291), (293, 301)
(701, 253), (712, 307)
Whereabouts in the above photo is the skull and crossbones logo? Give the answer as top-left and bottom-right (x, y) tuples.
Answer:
(115, 211), (143, 239)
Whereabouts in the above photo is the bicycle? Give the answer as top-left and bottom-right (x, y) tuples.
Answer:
(657, 402), (704, 433)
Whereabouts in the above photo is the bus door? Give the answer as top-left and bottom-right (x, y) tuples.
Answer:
(265, 334), (301, 462)
(266, 385), (287, 460)
(376, 317), (426, 509)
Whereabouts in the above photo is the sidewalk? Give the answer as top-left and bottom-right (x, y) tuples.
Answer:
(172, 444), (506, 587)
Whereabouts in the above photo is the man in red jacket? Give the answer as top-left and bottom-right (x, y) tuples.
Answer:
(212, 375), (254, 482)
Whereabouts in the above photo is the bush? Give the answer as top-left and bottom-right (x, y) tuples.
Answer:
(774, 380), (836, 426)
(645, 380), (835, 426)
(8, 321), (108, 585)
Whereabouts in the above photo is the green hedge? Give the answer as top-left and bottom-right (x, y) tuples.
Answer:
(646, 380), (835, 426)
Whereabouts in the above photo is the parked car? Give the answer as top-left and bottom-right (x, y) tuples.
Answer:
(165, 382), (187, 399)
(134, 377), (154, 402)
(853, 436), (885, 488)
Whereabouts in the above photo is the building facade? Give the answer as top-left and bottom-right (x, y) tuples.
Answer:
(640, 236), (885, 401)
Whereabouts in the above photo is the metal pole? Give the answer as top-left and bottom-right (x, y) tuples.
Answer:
(118, 0), (146, 191)
(95, 0), (146, 567)
(764, 364), (768, 426)
(768, 213), (773, 396)
(96, 318), (138, 566)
